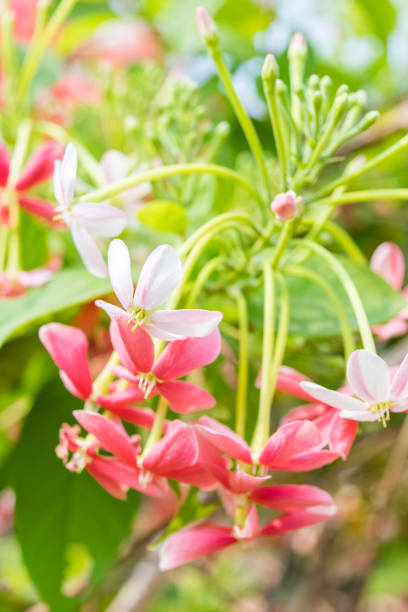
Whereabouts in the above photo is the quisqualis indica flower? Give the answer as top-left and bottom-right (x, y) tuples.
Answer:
(301, 349), (408, 425)
(95, 238), (223, 340)
(53, 143), (127, 277)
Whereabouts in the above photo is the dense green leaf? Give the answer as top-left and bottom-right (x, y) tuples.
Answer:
(137, 200), (188, 234)
(0, 268), (111, 348)
(8, 382), (138, 611)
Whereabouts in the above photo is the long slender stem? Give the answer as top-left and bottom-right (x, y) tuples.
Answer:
(292, 239), (375, 352)
(324, 221), (367, 264)
(185, 256), (225, 308)
(271, 218), (297, 269)
(7, 119), (32, 187)
(234, 289), (249, 438)
(313, 134), (408, 200)
(79, 163), (262, 205)
(285, 265), (355, 360)
(329, 189), (408, 205)
(263, 78), (287, 188)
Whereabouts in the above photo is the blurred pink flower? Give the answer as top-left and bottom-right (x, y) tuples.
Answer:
(0, 254), (61, 297)
(0, 0), (38, 44)
(96, 239), (223, 339)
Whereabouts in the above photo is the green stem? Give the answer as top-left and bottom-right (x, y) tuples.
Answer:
(292, 239), (375, 352)
(7, 119), (32, 187)
(271, 218), (297, 269)
(263, 79), (287, 188)
(205, 43), (269, 197)
(79, 163), (262, 205)
(234, 289), (249, 439)
(329, 189), (408, 205)
(185, 256), (225, 308)
(285, 265), (355, 360)
(0, 227), (9, 272)
(16, 0), (79, 102)
(324, 221), (367, 264)
(314, 134), (408, 200)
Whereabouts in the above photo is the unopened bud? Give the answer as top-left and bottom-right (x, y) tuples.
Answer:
(289, 33), (307, 59)
(308, 74), (319, 91)
(358, 110), (380, 130)
(271, 191), (300, 220)
(196, 6), (218, 45)
(262, 54), (279, 85)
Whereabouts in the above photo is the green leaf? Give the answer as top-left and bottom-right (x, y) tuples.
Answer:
(246, 255), (406, 337)
(0, 267), (111, 348)
(8, 382), (138, 611)
(137, 200), (188, 234)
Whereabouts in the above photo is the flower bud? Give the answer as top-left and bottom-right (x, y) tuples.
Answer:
(288, 33), (307, 59)
(196, 7), (218, 45)
(262, 54), (280, 85)
(271, 191), (299, 220)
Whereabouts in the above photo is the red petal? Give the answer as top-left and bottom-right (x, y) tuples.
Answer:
(97, 385), (147, 408)
(0, 143), (10, 186)
(261, 505), (337, 536)
(197, 416), (252, 464)
(110, 316), (155, 374)
(100, 405), (161, 430)
(275, 366), (315, 401)
(16, 140), (64, 191)
(259, 421), (323, 470)
(18, 195), (65, 227)
(142, 420), (199, 475)
(249, 484), (335, 511)
(158, 380), (215, 413)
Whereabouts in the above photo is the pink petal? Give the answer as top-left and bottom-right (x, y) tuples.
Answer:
(89, 456), (165, 497)
(237, 505), (260, 539)
(71, 202), (127, 237)
(74, 410), (136, 467)
(100, 150), (129, 183)
(109, 315), (155, 373)
(278, 449), (340, 471)
(259, 421), (322, 470)
(373, 319), (408, 341)
(390, 353), (408, 400)
(158, 381), (215, 413)
(39, 323), (93, 399)
(370, 242), (405, 290)
(347, 350), (390, 403)
(197, 416), (252, 464)
(300, 382), (366, 412)
(71, 221), (108, 278)
(328, 412), (358, 459)
(97, 385), (146, 408)
(95, 300), (125, 320)
(18, 195), (64, 227)
(250, 484), (334, 511)
(149, 309), (223, 339)
(159, 523), (235, 570)
(0, 143), (10, 186)
(107, 239), (133, 310)
(282, 402), (329, 426)
(86, 461), (128, 499)
(227, 470), (270, 494)
(133, 244), (182, 310)
(142, 420), (199, 475)
(261, 504), (337, 536)
(153, 329), (221, 380)
(275, 366), (315, 401)
(16, 140), (64, 191)
(53, 142), (77, 207)
(97, 405), (160, 430)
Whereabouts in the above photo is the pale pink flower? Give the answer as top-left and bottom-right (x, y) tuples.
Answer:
(370, 242), (408, 340)
(95, 239), (222, 340)
(301, 349), (408, 424)
(196, 7), (217, 42)
(0, 254), (61, 298)
(53, 144), (127, 277)
(271, 191), (298, 220)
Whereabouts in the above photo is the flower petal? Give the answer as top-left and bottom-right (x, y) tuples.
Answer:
(250, 484), (334, 512)
(339, 409), (379, 421)
(259, 421), (322, 470)
(0, 142), (10, 186)
(71, 202), (127, 237)
(370, 242), (405, 290)
(158, 380), (215, 413)
(347, 350), (390, 403)
(110, 315), (155, 373)
(133, 244), (182, 310)
(275, 366), (315, 401)
(261, 504), (337, 536)
(142, 420), (199, 475)
(53, 142), (77, 207)
(153, 329), (221, 380)
(71, 221), (107, 278)
(390, 353), (408, 400)
(97, 385), (146, 408)
(159, 523), (235, 570)
(39, 323), (93, 400)
(16, 140), (64, 191)
(105, 239), (133, 310)
(149, 309), (223, 339)
(300, 382), (366, 412)
(74, 410), (136, 467)
(95, 300), (125, 320)
(95, 405), (160, 430)
(197, 416), (252, 464)
(18, 195), (63, 227)
(100, 149), (129, 183)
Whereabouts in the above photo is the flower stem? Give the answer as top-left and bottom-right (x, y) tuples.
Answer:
(271, 218), (297, 269)
(7, 119), (32, 187)
(234, 289), (249, 439)
(293, 239), (375, 352)
(329, 189), (408, 205)
(285, 265), (355, 360)
(323, 221), (367, 264)
(263, 68), (288, 188)
(78, 163), (262, 205)
(185, 255), (226, 308)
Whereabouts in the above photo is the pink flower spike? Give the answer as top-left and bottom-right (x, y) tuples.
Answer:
(39, 323), (93, 400)
(371, 242), (405, 290)
(159, 523), (235, 571)
(271, 191), (298, 220)
(15, 141), (64, 191)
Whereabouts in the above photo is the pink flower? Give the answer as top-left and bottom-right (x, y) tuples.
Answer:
(53, 144), (127, 277)
(1, 0), (37, 44)
(276, 366), (357, 460)
(95, 239), (223, 340)
(73, 20), (163, 66)
(370, 242), (408, 340)
(301, 349), (408, 424)
(159, 485), (336, 570)
(0, 139), (64, 226)
(109, 317), (220, 413)
(0, 254), (62, 298)
(271, 191), (299, 220)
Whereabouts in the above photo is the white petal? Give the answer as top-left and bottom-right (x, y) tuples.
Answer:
(300, 382), (367, 412)
(100, 150), (130, 184)
(347, 350), (390, 403)
(56, 143), (77, 207)
(95, 299), (125, 320)
(71, 222), (107, 278)
(390, 353), (408, 401)
(107, 239), (133, 310)
(149, 309), (222, 339)
(144, 323), (181, 341)
(133, 244), (182, 310)
(71, 202), (127, 237)
(339, 410), (378, 422)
